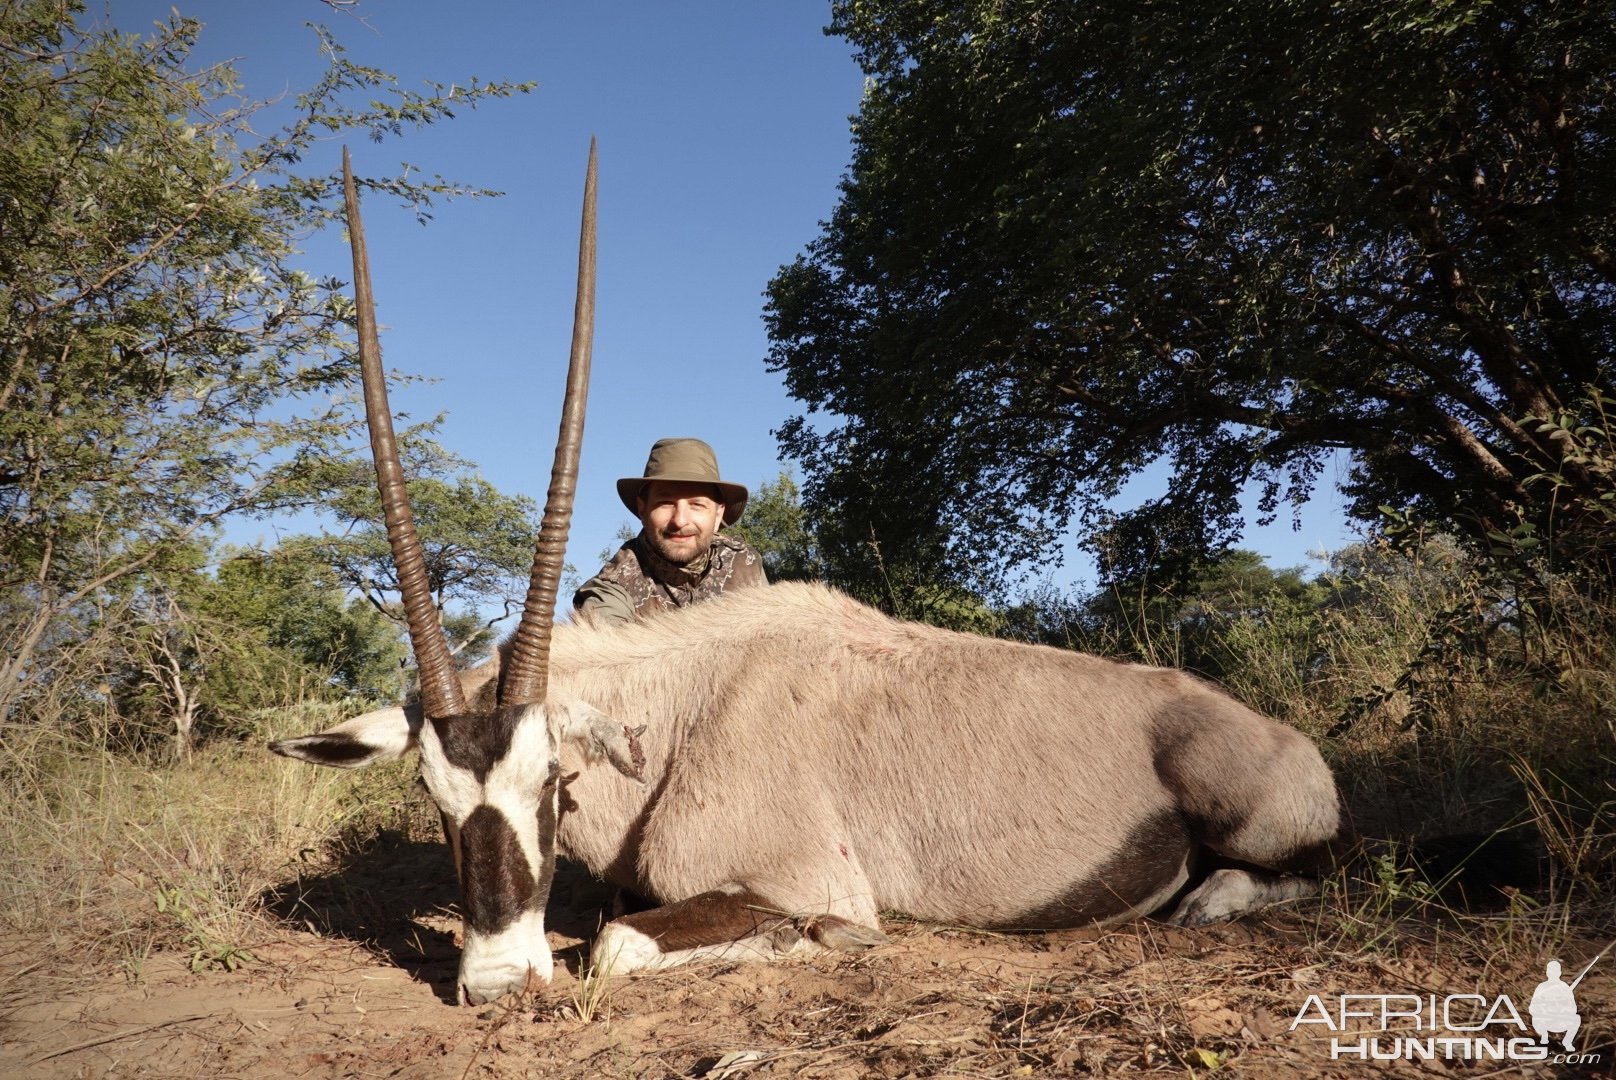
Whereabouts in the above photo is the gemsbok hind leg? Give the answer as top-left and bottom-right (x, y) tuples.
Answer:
(589, 882), (887, 975)
(1153, 696), (1343, 926)
(1166, 867), (1321, 926)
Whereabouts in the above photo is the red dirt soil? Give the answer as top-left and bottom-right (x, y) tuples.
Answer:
(3, 840), (1608, 1078)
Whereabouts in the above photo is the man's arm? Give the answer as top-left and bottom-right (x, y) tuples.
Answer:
(572, 574), (635, 625)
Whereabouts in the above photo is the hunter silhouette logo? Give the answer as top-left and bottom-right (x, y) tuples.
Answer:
(1291, 940), (1609, 1065)
(1530, 952), (1601, 1052)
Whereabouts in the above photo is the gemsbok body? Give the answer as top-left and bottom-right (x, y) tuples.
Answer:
(272, 144), (1345, 1006)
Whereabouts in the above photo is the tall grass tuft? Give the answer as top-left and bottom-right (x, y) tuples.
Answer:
(0, 700), (416, 983)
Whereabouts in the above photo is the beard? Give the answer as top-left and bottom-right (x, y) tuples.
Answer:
(643, 527), (709, 569)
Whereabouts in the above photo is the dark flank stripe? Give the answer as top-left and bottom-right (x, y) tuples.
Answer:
(1012, 809), (1193, 928)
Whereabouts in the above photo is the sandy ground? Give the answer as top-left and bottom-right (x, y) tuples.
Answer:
(3, 837), (1609, 1079)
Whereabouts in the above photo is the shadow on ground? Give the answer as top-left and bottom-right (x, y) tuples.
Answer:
(260, 831), (615, 1003)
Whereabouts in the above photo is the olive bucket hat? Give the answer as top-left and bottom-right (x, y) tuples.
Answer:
(616, 438), (749, 526)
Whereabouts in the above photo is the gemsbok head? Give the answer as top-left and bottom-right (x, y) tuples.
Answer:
(273, 143), (641, 1005)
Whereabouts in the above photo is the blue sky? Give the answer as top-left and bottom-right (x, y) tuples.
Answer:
(104, 0), (1356, 603)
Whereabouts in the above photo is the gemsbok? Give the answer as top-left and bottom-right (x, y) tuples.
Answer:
(272, 144), (1345, 1006)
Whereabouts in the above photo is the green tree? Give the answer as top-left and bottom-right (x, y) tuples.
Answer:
(1085, 549), (1323, 677)
(766, 0), (1616, 593)
(208, 543), (406, 700)
(728, 472), (824, 582)
(313, 436), (542, 663)
(0, 2), (530, 719)
(105, 538), (406, 761)
(728, 471), (1014, 630)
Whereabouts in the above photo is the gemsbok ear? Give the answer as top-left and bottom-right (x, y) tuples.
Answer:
(553, 698), (646, 783)
(269, 704), (422, 769)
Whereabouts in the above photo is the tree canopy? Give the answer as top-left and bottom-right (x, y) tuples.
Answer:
(0, 1), (530, 719)
(728, 472), (824, 582)
(108, 540), (408, 759)
(766, 0), (1616, 594)
(313, 435), (543, 661)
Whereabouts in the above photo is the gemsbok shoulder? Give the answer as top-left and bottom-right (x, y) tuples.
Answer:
(272, 144), (1346, 1006)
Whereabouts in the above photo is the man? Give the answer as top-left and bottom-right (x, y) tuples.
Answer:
(573, 437), (767, 624)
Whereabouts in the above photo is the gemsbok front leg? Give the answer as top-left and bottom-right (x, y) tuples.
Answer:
(589, 882), (889, 975)
(582, 765), (890, 974)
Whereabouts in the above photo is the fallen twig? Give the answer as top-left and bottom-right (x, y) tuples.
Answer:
(29, 1013), (211, 1064)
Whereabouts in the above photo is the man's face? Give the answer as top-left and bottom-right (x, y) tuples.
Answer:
(637, 480), (726, 566)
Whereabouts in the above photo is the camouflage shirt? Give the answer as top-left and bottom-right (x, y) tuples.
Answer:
(572, 532), (768, 624)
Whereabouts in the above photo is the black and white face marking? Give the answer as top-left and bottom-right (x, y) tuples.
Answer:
(271, 694), (644, 1005)
(419, 703), (562, 1006)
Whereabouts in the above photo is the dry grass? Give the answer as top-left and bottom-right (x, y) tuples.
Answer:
(0, 701), (417, 988)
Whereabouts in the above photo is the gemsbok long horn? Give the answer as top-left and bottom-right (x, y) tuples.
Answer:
(498, 138), (597, 707)
(342, 147), (466, 720)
